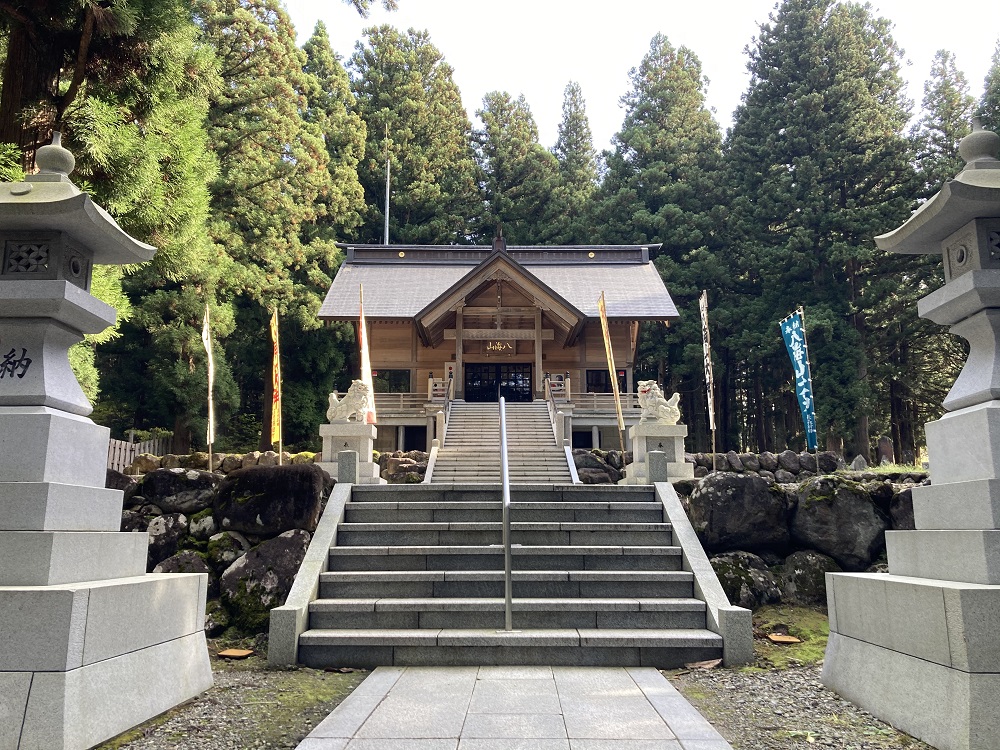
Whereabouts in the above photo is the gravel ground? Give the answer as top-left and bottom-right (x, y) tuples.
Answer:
(96, 652), (367, 750)
(102, 656), (934, 750)
(670, 663), (933, 750)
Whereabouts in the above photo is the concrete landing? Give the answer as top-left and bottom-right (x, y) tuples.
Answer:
(296, 665), (732, 749)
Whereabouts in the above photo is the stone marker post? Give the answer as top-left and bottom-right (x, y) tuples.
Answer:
(822, 121), (1000, 750)
(0, 135), (212, 750)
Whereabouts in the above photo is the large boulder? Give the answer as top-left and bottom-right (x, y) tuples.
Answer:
(572, 450), (620, 483)
(206, 531), (250, 572)
(219, 529), (311, 632)
(137, 468), (221, 515)
(128, 453), (161, 474)
(779, 550), (841, 606)
(816, 451), (841, 474)
(147, 513), (188, 568)
(153, 549), (216, 596)
(687, 473), (791, 552)
(758, 452), (778, 472)
(890, 487), (916, 530)
(791, 476), (888, 571)
(777, 450), (800, 473)
(214, 464), (327, 537)
(710, 551), (782, 609)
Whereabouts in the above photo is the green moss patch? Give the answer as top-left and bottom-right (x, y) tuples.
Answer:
(751, 604), (830, 669)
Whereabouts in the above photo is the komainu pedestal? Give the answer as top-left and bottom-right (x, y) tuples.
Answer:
(822, 122), (1000, 750)
(619, 423), (694, 485)
(0, 135), (211, 750)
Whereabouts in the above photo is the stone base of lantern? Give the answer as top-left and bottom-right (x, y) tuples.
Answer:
(823, 572), (1000, 750)
(0, 574), (213, 750)
(317, 422), (385, 484)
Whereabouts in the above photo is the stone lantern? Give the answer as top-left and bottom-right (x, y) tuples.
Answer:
(0, 135), (212, 749)
(822, 121), (1000, 750)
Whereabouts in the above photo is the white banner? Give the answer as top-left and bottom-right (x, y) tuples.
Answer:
(699, 290), (715, 432)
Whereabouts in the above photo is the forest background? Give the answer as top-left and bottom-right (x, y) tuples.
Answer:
(1, 0), (998, 462)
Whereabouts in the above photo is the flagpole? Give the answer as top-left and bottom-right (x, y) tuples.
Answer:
(384, 124), (390, 245)
(598, 291), (627, 454)
(270, 309), (283, 465)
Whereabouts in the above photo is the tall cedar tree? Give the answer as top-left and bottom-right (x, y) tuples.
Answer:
(981, 42), (1000, 131)
(913, 50), (976, 196)
(595, 34), (725, 450)
(473, 91), (558, 244)
(198, 0), (345, 451)
(0, 2), (192, 162)
(546, 81), (598, 244)
(0, 4), (235, 444)
(724, 0), (915, 458)
(350, 26), (481, 243)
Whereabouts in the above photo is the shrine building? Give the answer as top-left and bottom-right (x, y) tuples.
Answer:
(319, 237), (679, 452)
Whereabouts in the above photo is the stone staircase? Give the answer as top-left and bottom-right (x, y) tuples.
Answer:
(296, 484), (724, 668)
(430, 401), (573, 484)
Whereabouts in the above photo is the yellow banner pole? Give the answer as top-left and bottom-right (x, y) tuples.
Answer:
(598, 291), (626, 453)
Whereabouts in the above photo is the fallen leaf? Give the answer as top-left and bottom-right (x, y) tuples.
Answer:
(217, 648), (254, 659)
(767, 633), (802, 644)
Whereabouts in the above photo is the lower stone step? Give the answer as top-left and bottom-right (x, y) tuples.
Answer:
(335, 522), (673, 547)
(297, 628), (723, 669)
(318, 570), (695, 599)
(343, 502), (665, 524)
(326, 545), (684, 572)
(307, 597), (707, 629)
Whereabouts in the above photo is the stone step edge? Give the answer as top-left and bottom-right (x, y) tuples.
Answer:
(337, 522), (672, 532)
(319, 570), (694, 582)
(299, 627), (723, 648)
(310, 597), (707, 612)
(345, 502), (663, 510)
(327, 545), (683, 556)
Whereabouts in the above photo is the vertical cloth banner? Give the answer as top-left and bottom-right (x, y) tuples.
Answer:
(699, 290), (715, 432)
(598, 291), (625, 434)
(779, 308), (818, 451)
(202, 304), (215, 446)
(269, 310), (281, 446)
(359, 284), (377, 424)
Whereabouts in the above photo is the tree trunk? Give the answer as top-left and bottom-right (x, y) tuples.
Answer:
(0, 20), (51, 162)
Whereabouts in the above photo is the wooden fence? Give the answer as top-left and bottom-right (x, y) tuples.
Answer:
(108, 437), (170, 474)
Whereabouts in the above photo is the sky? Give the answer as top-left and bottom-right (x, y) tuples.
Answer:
(284, 0), (998, 152)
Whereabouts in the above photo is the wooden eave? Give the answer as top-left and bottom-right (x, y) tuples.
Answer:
(414, 250), (586, 348)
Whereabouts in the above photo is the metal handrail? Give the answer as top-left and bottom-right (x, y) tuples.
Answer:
(499, 396), (513, 631)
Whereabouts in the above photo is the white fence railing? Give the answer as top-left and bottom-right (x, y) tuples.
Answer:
(108, 437), (171, 474)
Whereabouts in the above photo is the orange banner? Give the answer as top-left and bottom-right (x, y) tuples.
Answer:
(270, 309), (281, 445)
(359, 284), (376, 424)
(598, 291), (625, 433)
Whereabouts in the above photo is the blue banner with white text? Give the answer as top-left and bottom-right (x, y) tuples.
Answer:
(780, 310), (818, 451)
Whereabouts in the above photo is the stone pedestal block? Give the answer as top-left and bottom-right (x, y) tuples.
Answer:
(0, 482), (124, 531)
(619, 423), (693, 485)
(886, 529), (1000, 585)
(318, 422), (385, 484)
(824, 571), (1000, 750)
(912, 479), (1000, 530)
(925, 401), (1000, 485)
(0, 406), (109, 486)
(0, 530), (149, 585)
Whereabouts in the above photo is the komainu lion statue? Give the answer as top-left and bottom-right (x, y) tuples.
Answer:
(327, 379), (372, 423)
(637, 380), (681, 425)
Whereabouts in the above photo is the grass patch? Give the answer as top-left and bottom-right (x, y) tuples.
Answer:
(751, 604), (830, 669)
(838, 462), (924, 475)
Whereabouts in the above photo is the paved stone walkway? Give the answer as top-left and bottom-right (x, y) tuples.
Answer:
(296, 665), (733, 749)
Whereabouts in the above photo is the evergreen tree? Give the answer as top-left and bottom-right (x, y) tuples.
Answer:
(473, 91), (558, 243)
(724, 0), (916, 458)
(199, 0), (346, 450)
(981, 41), (1000, 132)
(595, 33), (723, 255)
(913, 50), (975, 196)
(547, 81), (598, 244)
(302, 21), (367, 239)
(0, 2), (193, 163)
(593, 33), (725, 448)
(350, 25), (481, 243)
